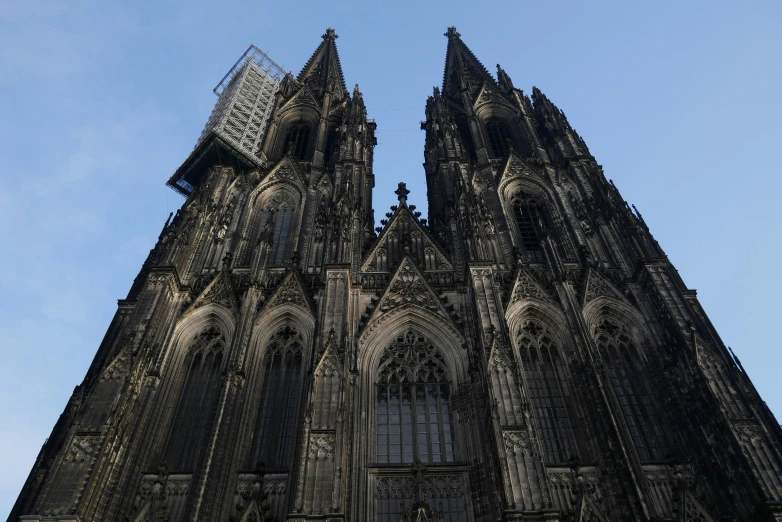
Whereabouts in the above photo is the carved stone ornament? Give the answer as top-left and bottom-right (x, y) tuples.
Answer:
(473, 83), (516, 112)
(266, 273), (308, 310)
(309, 434), (336, 459)
(736, 422), (764, 445)
(582, 268), (625, 306)
(509, 266), (556, 307)
(65, 434), (99, 462)
(101, 348), (131, 382)
(191, 272), (236, 312)
(379, 260), (439, 313)
(489, 336), (515, 370)
(502, 429), (530, 454)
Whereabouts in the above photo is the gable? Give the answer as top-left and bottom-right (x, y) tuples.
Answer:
(277, 85), (322, 117)
(473, 83), (516, 112)
(582, 268), (629, 308)
(262, 271), (313, 314)
(364, 258), (455, 327)
(508, 266), (556, 308)
(254, 155), (306, 194)
(499, 150), (544, 186)
(362, 207), (453, 274)
(186, 271), (238, 316)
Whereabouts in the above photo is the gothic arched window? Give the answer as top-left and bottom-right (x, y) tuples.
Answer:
(486, 118), (511, 158)
(257, 193), (296, 266)
(376, 330), (455, 464)
(517, 321), (578, 464)
(284, 120), (311, 160)
(251, 325), (304, 470)
(594, 319), (668, 461)
(512, 193), (545, 262)
(164, 327), (225, 471)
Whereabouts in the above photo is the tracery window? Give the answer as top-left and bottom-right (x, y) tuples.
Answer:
(284, 120), (311, 160)
(486, 118), (512, 158)
(164, 327), (225, 471)
(512, 192), (545, 262)
(375, 475), (467, 522)
(594, 319), (668, 461)
(517, 321), (578, 464)
(257, 193), (296, 266)
(376, 330), (456, 464)
(251, 325), (304, 470)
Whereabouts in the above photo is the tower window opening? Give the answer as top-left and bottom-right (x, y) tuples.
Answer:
(486, 119), (512, 158)
(513, 194), (545, 262)
(454, 114), (477, 162)
(284, 120), (311, 160)
(324, 124), (341, 165)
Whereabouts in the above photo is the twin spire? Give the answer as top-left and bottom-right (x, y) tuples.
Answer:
(298, 26), (507, 101)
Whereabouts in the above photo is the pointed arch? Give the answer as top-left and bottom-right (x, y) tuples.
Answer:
(240, 178), (305, 267)
(584, 298), (670, 461)
(374, 329), (456, 464)
(507, 301), (580, 464)
(271, 105), (319, 161)
(250, 324), (305, 470)
(243, 302), (315, 471)
(359, 306), (468, 385)
(498, 177), (564, 263)
(162, 316), (229, 472)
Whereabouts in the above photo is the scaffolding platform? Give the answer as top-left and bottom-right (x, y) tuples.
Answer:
(168, 45), (288, 196)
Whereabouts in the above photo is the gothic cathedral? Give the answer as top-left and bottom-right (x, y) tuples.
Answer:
(9, 28), (782, 522)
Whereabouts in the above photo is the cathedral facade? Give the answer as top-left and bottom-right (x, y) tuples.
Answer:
(9, 28), (782, 522)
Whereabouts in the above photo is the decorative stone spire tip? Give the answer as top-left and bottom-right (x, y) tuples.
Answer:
(444, 26), (460, 38)
(395, 182), (410, 205)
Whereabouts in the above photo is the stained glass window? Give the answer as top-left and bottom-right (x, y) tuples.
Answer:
(164, 327), (225, 471)
(251, 325), (304, 470)
(376, 330), (455, 464)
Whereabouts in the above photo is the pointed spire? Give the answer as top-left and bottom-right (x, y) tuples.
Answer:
(297, 28), (348, 99)
(442, 27), (496, 97)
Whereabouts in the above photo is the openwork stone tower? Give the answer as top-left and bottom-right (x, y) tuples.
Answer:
(10, 28), (782, 522)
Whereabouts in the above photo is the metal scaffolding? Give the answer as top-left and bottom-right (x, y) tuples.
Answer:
(196, 44), (287, 163)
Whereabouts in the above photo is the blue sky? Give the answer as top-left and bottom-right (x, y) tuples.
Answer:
(1, 0), (781, 515)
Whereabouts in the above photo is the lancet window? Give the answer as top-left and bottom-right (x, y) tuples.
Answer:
(164, 327), (225, 472)
(512, 192), (545, 262)
(251, 325), (304, 470)
(284, 120), (311, 160)
(486, 118), (512, 158)
(594, 319), (668, 461)
(257, 192), (296, 266)
(376, 330), (456, 464)
(517, 320), (578, 464)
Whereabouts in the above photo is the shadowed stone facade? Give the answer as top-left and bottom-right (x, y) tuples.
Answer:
(9, 28), (782, 522)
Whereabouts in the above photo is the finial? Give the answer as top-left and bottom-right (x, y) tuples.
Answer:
(445, 26), (460, 38)
(395, 182), (410, 205)
(323, 28), (338, 40)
